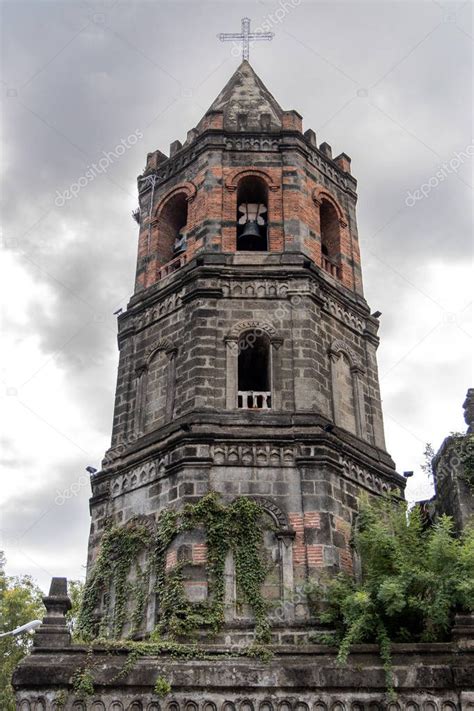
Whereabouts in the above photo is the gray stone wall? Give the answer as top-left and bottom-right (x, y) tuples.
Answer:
(110, 254), (385, 450)
(13, 642), (474, 710)
(433, 434), (474, 533)
(88, 250), (402, 634)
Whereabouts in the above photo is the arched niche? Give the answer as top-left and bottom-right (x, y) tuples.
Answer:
(328, 341), (366, 439)
(135, 340), (177, 435)
(224, 498), (295, 625)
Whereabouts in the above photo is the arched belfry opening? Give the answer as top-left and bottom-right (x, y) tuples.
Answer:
(237, 331), (271, 409)
(320, 199), (341, 276)
(157, 192), (188, 267)
(236, 176), (268, 251)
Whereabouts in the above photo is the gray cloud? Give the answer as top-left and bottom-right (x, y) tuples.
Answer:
(2, 0), (472, 591)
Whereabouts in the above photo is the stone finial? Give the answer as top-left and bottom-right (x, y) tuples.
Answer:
(169, 140), (182, 157)
(199, 110), (224, 132)
(463, 388), (474, 433)
(334, 153), (352, 174)
(146, 149), (168, 170)
(33, 577), (72, 649)
(282, 110), (303, 132)
(319, 142), (332, 159)
(452, 612), (474, 650)
(185, 128), (198, 146)
(304, 129), (317, 147)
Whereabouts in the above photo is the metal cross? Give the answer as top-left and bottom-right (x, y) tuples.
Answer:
(218, 17), (274, 61)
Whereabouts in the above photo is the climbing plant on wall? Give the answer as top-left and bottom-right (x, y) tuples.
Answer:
(310, 496), (474, 693)
(77, 493), (271, 645)
(77, 520), (153, 640)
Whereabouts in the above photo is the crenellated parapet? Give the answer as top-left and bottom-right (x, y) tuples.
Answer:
(133, 62), (361, 295)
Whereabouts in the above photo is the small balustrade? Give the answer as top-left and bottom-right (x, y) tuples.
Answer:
(238, 391), (272, 409)
(157, 253), (187, 281)
(322, 256), (342, 279)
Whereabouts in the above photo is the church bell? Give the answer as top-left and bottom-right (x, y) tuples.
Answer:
(237, 201), (267, 250)
(240, 219), (261, 238)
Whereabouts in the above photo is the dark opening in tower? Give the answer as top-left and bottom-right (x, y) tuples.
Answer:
(157, 192), (188, 267)
(236, 176), (268, 251)
(237, 332), (271, 409)
(319, 199), (341, 275)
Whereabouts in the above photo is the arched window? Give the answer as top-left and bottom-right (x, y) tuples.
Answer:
(320, 199), (341, 278)
(237, 332), (271, 409)
(156, 192), (188, 267)
(236, 176), (268, 251)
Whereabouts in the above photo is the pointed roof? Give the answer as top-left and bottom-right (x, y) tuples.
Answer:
(201, 60), (284, 132)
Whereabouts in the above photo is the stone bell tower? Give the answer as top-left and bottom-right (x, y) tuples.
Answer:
(87, 60), (405, 643)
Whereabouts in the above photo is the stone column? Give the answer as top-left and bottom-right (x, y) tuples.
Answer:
(277, 530), (296, 622)
(329, 351), (339, 423)
(134, 365), (147, 436)
(33, 577), (71, 649)
(165, 349), (177, 420)
(225, 337), (238, 409)
(351, 365), (366, 440)
(271, 337), (283, 410)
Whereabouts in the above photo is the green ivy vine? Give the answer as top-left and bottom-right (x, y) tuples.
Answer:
(77, 493), (271, 646)
(77, 521), (153, 640)
(450, 432), (474, 491)
(154, 676), (172, 697)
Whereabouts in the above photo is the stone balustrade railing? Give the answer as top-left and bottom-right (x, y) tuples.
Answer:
(157, 252), (187, 280)
(238, 391), (272, 409)
(322, 256), (341, 279)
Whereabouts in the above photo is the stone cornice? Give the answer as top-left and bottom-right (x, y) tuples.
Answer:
(120, 253), (372, 343)
(138, 127), (357, 201)
(97, 411), (400, 491)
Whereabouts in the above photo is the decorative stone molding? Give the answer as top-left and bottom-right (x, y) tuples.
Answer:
(339, 455), (401, 496)
(248, 496), (290, 529)
(15, 694), (466, 711)
(221, 281), (289, 299)
(110, 458), (167, 498)
(321, 295), (365, 333)
(211, 444), (296, 467)
(132, 292), (183, 331)
(144, 339), (176, 364)
(328, 339), (365, 372)
(90, 478), (110, 498)
(225, 136), (280, 152)
(124, 513), (156, 534)
(137, 126), (352, 198)
(228, 319), (278, 341)
(225, 168), (280, 192)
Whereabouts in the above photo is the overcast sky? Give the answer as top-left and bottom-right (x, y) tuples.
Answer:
(1, 0), (472, 592)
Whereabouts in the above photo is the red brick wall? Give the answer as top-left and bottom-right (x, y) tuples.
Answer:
(135, 138), (362, 294)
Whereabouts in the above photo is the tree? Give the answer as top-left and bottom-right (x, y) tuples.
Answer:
(66, 579), (85, 639)
(311, 498), (474, 693)
(0, 552), (45, 710)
